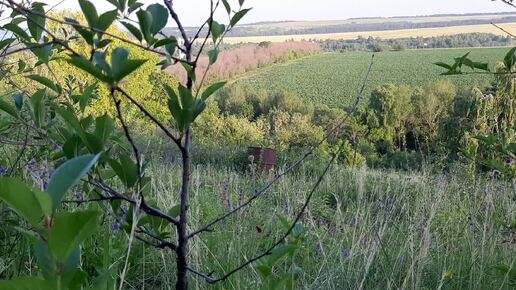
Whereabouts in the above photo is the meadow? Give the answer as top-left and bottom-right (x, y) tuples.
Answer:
(233, 47), (508, 108)
(63, 160), (515, 289)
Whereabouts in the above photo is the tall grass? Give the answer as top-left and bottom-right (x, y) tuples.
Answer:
(111, 161), (515, 289)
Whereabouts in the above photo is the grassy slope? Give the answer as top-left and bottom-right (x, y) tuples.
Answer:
(124, 162), (515, 289)
(233, 47), (508, 108)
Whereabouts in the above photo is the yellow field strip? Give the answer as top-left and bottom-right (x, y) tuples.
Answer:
(222, 22), (516, 44)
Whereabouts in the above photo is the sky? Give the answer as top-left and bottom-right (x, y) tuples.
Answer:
(46, 0), (515, 27)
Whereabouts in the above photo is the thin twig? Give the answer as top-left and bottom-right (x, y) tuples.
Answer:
(115, 87), (183, 148)
(110, 92), (144, 192)
(491, 22), (516, 38)
(202, 134), (348, 284)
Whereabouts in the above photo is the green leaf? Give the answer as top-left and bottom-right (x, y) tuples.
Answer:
(181, 62), (196, 82)
(113, 59), (147, 82)
(222, 0), (231, 14)
(146, 4), (168, 35)
(230, 8), (251, 27)
(97, 9), (118, 34)
(47, 154), (101, 209)
(78, 83), (97, 112)
(434, 62), (452, 70)
(79, 0), (99, 27)
(136, 9), (153, 44)
(66, 18), (94, 45)
(472, 61), (489, 71)
(503, 47), (516, 70)
(268, 244), (297, 265)
(30, 45), (51, 64)
(0, 38), (15, 52)
(178, 84), (194, 113)
(210, 21), (225, 43)
(0, 178), (51, 226)
(208, 48), (219, 64)
(239, 0), (245, 6)
(121, 21), (143, 42)
(55, 106), (87, 141)
(107, 156), (138, 188)
(27, 3), (46, 41)
(95, 115), (114, 142)
(0, 98), (19, 118)
(3, 23), (30, 41)
(255, 259), (272, 278)
(201, 81), (226, 101)
(67, 55), (112, 83)
(128, 0), (143, 13)
(0, 277), (52, 290)
(109, 48), (147, 81)
(119, 155), (138, 187)
(153, 37), (176, 49)
(30, 89), (47, 128)
(48, 211), (100, 260)
(63, 135), (82, 159)
(27, 75), (61, 94)
(168, 204), (181, 218)
(165, 85), (184, 129)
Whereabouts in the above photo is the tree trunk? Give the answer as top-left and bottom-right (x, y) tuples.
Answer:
(176, 128), (191, 290)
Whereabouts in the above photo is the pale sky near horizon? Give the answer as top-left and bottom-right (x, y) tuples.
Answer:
(45, 0), (515, 26)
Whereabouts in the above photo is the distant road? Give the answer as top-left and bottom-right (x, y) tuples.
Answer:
(222, 22), (516, 44)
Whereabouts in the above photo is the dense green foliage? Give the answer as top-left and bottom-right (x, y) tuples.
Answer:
(234, 48), (507, 108)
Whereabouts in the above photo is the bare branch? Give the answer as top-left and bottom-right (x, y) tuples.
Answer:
(115, 87), (183, 149)
(164, 0), (191, 47)
(204, 134), (347, 284)
(0, 41), (56, 58)
(110, 91), (144, 192)
(491, 22), (516, 38)
(499, 0), (516, 9)
(90, 179), (181, 227)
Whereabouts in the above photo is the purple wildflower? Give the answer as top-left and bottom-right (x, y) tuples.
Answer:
(0, 166), (8, 176)
(343, 249), (350, 258)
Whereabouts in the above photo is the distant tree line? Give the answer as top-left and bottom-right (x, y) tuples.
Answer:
(317, 33), (514, 52)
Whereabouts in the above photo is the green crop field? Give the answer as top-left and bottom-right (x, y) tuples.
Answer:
(233, 47), (509, 108)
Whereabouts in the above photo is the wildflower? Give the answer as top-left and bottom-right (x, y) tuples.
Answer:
(0, 166), (8, 177)
(343, 249), (350, 258)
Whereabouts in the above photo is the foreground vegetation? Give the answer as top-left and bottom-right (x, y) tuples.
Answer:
(2, 160), (515, 289)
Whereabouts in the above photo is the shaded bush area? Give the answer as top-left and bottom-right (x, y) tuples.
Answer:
(191, 75), (515, 176)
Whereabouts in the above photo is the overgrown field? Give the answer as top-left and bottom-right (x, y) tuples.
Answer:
(33, 161), (514, 289)
(234, 47), (507, 107)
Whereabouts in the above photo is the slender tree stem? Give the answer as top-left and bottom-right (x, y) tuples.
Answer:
(176, 128), (191, 290)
